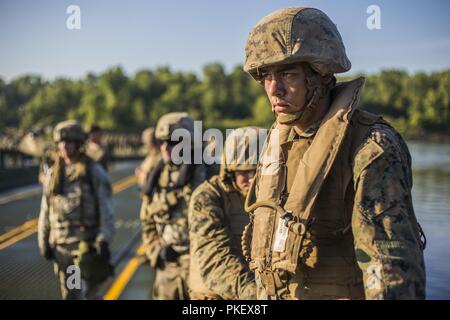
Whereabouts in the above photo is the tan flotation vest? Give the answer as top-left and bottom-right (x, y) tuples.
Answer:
(244, 77), (389, 299)
(47, 155), (100, 245)
(189, 176), (250, 299)
(154, 164), (190, 253)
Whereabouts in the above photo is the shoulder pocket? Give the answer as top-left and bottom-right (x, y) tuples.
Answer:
(353, 139), (384, 186)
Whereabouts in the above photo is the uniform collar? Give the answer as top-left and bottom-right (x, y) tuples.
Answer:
(288, 120), (321, 142)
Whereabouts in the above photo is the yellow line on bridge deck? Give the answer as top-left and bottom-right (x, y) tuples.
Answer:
(0, 175), (137, 250)
(0, 225), (38, 250)
(0, 188), (41, 206)
(112, 175), (137, 193)
(0, 219), (37, 243)
(103, 243), (146, 300)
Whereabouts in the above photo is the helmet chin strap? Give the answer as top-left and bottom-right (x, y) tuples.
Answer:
(276, 89), (319, 125)
(276, 65), (336, 127)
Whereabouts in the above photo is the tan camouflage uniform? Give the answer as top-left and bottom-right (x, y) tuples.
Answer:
(37, 121), (115, 300)
(188, 128), (261, 300)
(140, 163), (206, 299)
(351, 123), (426, 299)
(243, 8), (426, 300)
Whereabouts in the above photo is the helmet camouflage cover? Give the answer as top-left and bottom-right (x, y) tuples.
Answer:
(244, 7), (351, 78)
(53, 120), (86, 143)
(221, 126), (262, 175)
(155, 112), (194, 141)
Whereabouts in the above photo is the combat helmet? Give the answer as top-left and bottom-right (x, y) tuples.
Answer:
(244, 7), (350, 78)
(244, 7), (350, 125)
(220, 126), (262, 178)
(155, 112), (194, 142)
(53, 120), (87, 143)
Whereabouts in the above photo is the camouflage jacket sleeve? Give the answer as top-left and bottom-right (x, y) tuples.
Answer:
(352, 124), (426, 300)
(37, 169), (52, 255)
(188, 184), (256, 300)
(91, 164), (115, 243)
(139, 195), (162, 267)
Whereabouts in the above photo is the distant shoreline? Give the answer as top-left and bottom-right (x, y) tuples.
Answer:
(406, 133), (450, 144)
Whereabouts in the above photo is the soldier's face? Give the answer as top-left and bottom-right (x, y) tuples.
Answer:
(58, 140), (80, 160)
(261, 62), (307, 116)
(234, 170), (255, 195)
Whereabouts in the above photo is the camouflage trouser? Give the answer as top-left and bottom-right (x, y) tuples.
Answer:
(152, 255), (189, 300)
(52, 244), (100, 300)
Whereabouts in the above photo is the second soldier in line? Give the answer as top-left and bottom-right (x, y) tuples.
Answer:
(188, 127), (262, 300)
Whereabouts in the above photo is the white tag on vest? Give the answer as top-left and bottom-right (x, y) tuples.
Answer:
(272, 217), (289, 252)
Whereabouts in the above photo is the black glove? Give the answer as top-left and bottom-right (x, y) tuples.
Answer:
(158, 245), (179, 264)
(41, 245), (54, 261)
(96, 240), (111, 261)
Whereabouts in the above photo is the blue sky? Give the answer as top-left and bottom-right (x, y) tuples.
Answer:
(0, 0), (449, 81)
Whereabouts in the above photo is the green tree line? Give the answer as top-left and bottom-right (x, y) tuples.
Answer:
(0, 64), (448, 137)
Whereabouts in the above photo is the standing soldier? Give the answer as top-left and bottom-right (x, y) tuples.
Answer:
(135, 127), (161, 188)
(37, 120), (115, 299)
(140, 112), (206, 300)
(86, 125), (112, 171)
(188, 127), (262, 300)
(243, 7), (426, 299)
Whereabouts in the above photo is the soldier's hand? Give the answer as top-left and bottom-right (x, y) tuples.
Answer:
(158, 245), (179, 263)
(96, 240), (111, 261)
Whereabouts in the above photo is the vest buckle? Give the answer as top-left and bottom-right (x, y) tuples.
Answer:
(281, 210), (293, 227)
(281, 211), (306, 236)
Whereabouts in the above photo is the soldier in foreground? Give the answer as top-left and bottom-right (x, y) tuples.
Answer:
(37, 120), (115, 299)
(140, 112), (206, 300)
(188, 127), (261, 300)
(243, 7), (426, 299)
(86, 125), (112, 171)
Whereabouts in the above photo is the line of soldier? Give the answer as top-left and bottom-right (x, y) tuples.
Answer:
(137, 114), (259, 300)
(37, 7), (426, 300)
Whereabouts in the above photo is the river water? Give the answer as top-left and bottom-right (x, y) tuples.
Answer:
(409, 141), (450, 299)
